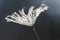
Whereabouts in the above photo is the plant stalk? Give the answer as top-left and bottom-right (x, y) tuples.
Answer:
(32, 25), (40, 40)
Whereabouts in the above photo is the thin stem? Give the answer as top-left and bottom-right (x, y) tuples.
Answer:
(32, 25), (40, 40)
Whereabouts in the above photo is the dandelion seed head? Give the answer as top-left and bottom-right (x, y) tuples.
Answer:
(5, 3), (48, 26)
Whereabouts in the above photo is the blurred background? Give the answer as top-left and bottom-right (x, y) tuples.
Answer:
(0, 0), (60, 40)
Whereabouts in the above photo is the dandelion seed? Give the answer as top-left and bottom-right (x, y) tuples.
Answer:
(5, 3), (48, 40)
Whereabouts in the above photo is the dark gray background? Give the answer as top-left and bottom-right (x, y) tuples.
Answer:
(0, 0), (60, 40)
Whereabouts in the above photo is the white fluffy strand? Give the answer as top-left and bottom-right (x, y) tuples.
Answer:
(5, 3), (48, 26)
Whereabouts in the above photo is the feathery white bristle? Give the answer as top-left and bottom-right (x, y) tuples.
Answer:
(5, 3), (48, 26)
